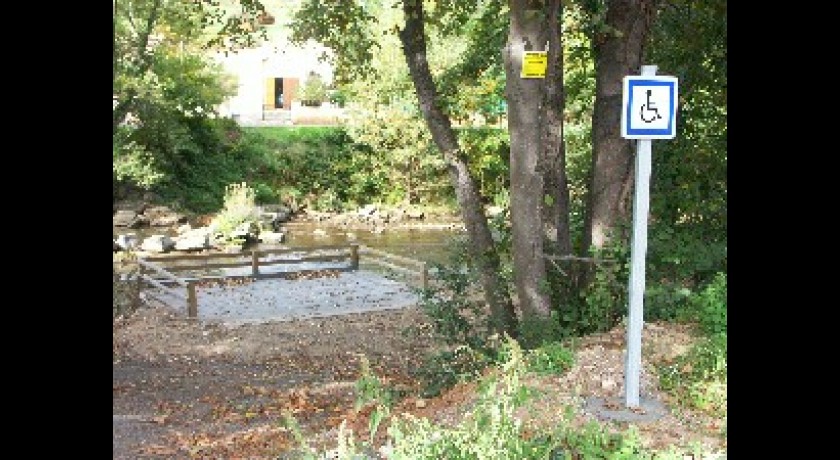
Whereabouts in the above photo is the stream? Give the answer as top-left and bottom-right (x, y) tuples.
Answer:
(113, 220), (465, 266)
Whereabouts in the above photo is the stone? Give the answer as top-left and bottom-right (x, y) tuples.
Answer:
(113, 210), (137, 227)
(140, 235), (175, 253)
(174, 233), (210, 251)
(258, 231), (285, 244)
(115, 233), (140, 251)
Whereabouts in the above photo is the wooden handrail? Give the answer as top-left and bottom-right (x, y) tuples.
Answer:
(137, 259), (187, 287)
(136, 258), (197, 317)
(132, 243), (429, 317)
(358, 245), (428, 288)
(359, 245), (426, 269)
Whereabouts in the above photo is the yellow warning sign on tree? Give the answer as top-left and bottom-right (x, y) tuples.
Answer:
(521, 51), (547, 78)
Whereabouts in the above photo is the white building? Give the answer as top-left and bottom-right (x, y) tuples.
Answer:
(210, 5), (339, 126)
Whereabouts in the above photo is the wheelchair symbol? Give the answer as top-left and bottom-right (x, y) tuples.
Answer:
(640, 89), (662, 123)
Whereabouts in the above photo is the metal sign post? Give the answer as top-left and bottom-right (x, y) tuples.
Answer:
(620, 65), (678, 408)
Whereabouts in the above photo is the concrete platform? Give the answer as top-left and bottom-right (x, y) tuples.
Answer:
(584, 395), (667, 423)
(148, 264), (419, 326)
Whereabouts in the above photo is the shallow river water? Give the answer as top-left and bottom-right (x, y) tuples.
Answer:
(114, 220), (464, 266)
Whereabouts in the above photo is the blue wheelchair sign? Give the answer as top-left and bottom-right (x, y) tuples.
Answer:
(621, 76), (678, 139)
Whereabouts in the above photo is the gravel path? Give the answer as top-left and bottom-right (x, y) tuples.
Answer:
(146, 263), (421, 326)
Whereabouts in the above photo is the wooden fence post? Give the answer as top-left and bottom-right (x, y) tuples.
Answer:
(251, 250), (260, 277)
(134, 261), (144, 311)
(187, 282), (198, 318)
(421, 262), (428, 289)
(350, 244), (359, 270)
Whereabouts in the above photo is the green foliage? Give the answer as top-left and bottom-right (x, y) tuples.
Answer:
(658, 333), (727, 417)
(690, 272), (727, 336)
(552, 420), (648, 460)
(545, 239), (630, 340)
(419, 265), (489, 351)
(413, 232), (512, 396)
(289, 1), (378, 86)
(208, 182), (260, 246)
(457, 127), (510, 204)
(243, 126), (378, 209)
(517, 313), (564, 351)
(248, 181), (277, 204)
(308, 337), (692, 459)
(387, 339), (549, 460)
(113, 47), (239, 203)
(344, 99), (447, 206)
(525, 341), (575, 376)
(113, 0), (276, 211)
(142, 118), (267, 213)
(655, 273), (726, 418)
(113, 128), (165, 188)
(643, 0), (727, 296)
(354, 354), (396, 445)
(417, 346), (500, 399)
(327, 87), (348, 107)
(299, 71), (328, 106)
(433, 1), (507, 127)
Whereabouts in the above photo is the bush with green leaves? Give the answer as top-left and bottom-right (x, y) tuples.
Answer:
(690, 272), (727, 336)
(353, 354), (399, 445)
(293, 337), (713, 460)
(242, 126), (373, 209)
(525, 341), (575, 376)
(540, 238), (631, 341)
(208, 182), (261, 246)
(299, 71), (328, 106)
(414, 233), (511, 396)
(656, 272), (726, 418)
(658, 332), (727, 418)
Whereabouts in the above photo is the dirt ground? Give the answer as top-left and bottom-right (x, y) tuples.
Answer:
(113, 301), (727, 459)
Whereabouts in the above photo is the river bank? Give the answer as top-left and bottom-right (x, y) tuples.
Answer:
(114, 203), (469, 267)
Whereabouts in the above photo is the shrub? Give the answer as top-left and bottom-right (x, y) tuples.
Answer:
(692, 272), (727, 336)
(302, 338), (687, 459)
(208, 182), (261, 246)
(414, 237), (510, 396)
(525, 341), (575, 376)
(249, 181), (277, 204)
(658, 332), (727, 417)
(299, 72), (328, 106)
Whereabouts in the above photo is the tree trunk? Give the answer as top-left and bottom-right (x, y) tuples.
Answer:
(399, 0), (518, 337)
(504, 0), (553, 320)
(581, 0), (657, 259)
(541, 0), (572, 257)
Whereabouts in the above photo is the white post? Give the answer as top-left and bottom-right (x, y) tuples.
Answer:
(624, 64), (657, 408)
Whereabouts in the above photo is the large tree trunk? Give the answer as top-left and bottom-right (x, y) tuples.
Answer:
(541, 0), (572, 257)
(504, 0), (553, 320)
(399, 0), (518, 337)
(581, 0), (657, 259)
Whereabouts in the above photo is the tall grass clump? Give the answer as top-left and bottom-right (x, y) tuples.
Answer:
(208, 182), (261, 247)
(659, 272), (727, 418)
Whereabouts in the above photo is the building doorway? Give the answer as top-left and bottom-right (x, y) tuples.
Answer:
(274, 78), (284, 109)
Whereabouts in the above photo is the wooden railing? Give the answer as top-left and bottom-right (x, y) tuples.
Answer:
(136, 258), (199, 317)
(133, 243), (429, 318)
(358, 245), (429, 289)
(142, 244), (359, 277)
